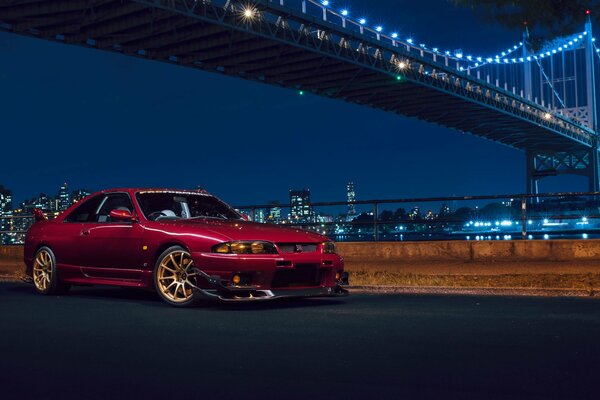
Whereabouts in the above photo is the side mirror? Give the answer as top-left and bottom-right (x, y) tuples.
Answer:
(109, 209), (136, 221)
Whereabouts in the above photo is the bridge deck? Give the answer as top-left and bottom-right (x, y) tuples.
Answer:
(0, 0), (593, 154)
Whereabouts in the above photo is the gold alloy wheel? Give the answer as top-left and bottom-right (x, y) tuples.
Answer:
(157, 250), (197, 303)
(33, 249), (52, 292)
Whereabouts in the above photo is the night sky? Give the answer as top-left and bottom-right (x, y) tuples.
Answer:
(0, 0), (587, 207)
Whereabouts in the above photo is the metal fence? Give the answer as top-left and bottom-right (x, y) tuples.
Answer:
(235, 192), (600, 242)
(2, 192), (600, 244)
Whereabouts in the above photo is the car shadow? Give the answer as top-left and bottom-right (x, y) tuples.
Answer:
(205, 297), (348, 311)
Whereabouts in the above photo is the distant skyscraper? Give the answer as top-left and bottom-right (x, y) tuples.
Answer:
(346, 181), (356, 221)
(57, 182), (70, 211)
(290, 189), (312, 222)
(267, 201), (282, 223)
(72, 189), (91, 204)
(253, 209), (266, 223)
(0, 185), (12, 215)
(439, 204), (451, 217)
(19, 193), (53, 213)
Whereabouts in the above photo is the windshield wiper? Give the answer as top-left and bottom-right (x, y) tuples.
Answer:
(189, 215), (226, 220)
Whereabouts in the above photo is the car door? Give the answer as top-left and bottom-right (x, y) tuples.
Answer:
(78, 192), (145, 281)
(55, 194), (105, 275)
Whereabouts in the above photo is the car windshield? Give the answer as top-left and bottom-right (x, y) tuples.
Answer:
(136, 192), (242, 221)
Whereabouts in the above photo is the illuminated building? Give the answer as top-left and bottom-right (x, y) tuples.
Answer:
(290, 189), (312, 222)
(439, 204), (451, 216)
(267, 201), (282, 223)
(57, 182), (70, 211)
(20, 193), (54, 213)
(254, 209), (265, 223)
(409, 206), (421, 220)
(346, 181), (356, 221)
(72, 189), (91, 204)
(0, 185), (12, 215)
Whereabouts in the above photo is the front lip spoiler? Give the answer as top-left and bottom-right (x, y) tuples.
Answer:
(189, 267), (348, 302)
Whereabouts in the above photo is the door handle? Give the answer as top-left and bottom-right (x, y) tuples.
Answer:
(81, 230), (90, 236)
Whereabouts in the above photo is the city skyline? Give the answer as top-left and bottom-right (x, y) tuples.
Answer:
(0, 0), (590, 208)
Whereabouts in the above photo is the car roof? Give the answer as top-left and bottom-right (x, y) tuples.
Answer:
(99, 188), (211, 195)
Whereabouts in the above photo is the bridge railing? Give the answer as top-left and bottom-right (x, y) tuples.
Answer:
(232, 0), (594, 140)
(2, 192), (600, 244)
(234, 192), (600, 242)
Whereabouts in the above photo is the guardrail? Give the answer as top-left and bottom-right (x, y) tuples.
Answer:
(2, 191), (600, 244)
(234, 191), (600, 242)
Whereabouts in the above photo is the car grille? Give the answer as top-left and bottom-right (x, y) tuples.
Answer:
(276, 243), (318, 253)
(272, 264), (321, 288)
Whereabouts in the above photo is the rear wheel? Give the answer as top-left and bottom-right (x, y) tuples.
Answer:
(154, 246), (198, 307)
(32, 247), (70, 295)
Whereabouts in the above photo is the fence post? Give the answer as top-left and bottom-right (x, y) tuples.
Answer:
(373, 202), (379, 241)
(521, 197), (527, 240)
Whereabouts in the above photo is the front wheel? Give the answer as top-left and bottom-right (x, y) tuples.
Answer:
(154, 246), (198, 307)
(32, 247), (70, 295)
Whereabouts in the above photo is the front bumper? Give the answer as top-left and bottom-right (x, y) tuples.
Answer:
(189, 266), (348, 302)
(201, 285), (348, 302)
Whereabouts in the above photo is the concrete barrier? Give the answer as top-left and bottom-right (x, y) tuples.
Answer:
(336, 240), (600, 263)
(0, 246), (25, 278)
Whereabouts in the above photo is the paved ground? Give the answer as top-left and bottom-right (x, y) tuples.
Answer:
(1, 283), (600, 400)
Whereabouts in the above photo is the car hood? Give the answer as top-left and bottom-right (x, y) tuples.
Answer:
(154, 219), (328, 243)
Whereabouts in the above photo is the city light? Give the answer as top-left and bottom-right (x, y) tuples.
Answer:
(238, 0), (593, 71)
(242, 6), (257, 20)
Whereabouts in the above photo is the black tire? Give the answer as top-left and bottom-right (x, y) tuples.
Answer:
(32, 246), (70, 295)
(153, 246), (198, 307)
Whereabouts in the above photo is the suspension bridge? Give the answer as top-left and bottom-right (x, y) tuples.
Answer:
(1, 0), (599, 193)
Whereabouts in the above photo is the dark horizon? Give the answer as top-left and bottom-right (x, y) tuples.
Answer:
(0, 0), (589, 206)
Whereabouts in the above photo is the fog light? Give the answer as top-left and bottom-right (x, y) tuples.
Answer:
(232, 275), (241, 285)
(335, 272), (341, 280)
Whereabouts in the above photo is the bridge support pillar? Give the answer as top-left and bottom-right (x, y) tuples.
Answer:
(589, 143), (600, 192)
(525, 151), (539, 196)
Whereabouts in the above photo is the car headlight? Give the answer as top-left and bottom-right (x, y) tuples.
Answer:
(212, 241), (278, 254)
(322, 241), (336, 254)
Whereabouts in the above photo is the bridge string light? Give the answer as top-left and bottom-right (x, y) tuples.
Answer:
(240, 4), (258, 21)
(301, 0), (596, 120)
(305, 1), (591, 72)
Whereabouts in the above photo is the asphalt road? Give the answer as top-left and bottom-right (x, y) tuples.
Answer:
(1, 283), (600, 400)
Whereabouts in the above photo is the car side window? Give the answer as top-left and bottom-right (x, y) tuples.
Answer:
(95, 193), (134, 223)
(64, 195), (104, 223)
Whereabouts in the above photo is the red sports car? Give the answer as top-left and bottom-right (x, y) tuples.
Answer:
(24, 188), (348, 306)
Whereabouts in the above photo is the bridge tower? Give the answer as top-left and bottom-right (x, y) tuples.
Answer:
(523, 27), (539, 196)
(525, 14), (600, 194)
(585, 13), (599, 192)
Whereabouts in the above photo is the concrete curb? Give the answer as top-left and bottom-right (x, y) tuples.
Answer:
(348, 285), (598, 298)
